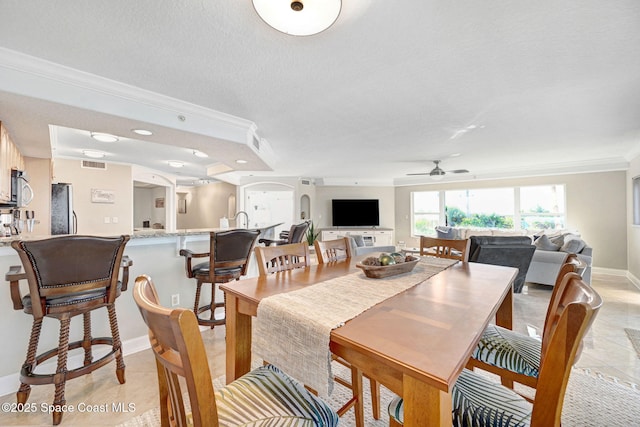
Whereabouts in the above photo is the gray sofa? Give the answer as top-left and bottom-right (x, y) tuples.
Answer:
(525, 234), (592, 285)
(468, 235), (536, 293)
(436, 226), (593, 286)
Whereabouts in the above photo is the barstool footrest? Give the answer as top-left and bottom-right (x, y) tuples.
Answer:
(20, 338), (123, 386)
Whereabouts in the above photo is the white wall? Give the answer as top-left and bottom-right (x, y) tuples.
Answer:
(52, 158), (133, 234)
(314, 186), (396, 230)
(177, 181), (237, 229)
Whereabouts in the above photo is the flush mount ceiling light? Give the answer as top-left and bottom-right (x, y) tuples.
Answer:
(252, 0), (342, 36)
(83, 150), (105, 159)
(168, 160), (184, 168)
(193, 149), (208, 158)
(90, 132), (119, 143)
(132, 129), (153, 136)
(235, 159), (248, 164)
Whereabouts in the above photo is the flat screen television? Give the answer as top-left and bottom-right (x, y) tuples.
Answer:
(332, 199), (380, 227)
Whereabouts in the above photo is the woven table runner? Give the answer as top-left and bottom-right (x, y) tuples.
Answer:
(252, 257), (458, 397)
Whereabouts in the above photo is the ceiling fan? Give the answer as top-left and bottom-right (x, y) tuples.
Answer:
(407, 160), (469, 180)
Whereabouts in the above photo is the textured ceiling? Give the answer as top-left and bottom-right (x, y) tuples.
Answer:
(0, 1), (639, 185)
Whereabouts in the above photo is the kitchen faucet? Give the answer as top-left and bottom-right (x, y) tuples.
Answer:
(232, 211), (249, 229)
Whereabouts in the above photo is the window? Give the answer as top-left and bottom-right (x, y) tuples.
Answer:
(411, 184), (566, 236)
(411, 191), (440, 236)
(520, 185), (565, 230)
(445, 188), (514, 229)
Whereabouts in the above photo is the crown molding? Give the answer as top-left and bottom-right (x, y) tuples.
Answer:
(393, 157), (629, 187)
(0, 47), (256, 145)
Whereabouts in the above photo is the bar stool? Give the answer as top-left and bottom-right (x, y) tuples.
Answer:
(179, 229), (259, 327)
(6, 235), (132, 425)
(259, 221), (310, 246)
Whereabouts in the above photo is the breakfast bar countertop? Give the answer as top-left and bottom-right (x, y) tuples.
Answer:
(0, 223), (284, 247)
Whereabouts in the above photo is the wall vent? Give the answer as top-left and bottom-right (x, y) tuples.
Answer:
(300, 178), (312, 185)
(81, 160), (107, 170)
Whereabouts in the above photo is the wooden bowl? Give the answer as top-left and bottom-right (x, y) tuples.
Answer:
(356, 256), (420, 279)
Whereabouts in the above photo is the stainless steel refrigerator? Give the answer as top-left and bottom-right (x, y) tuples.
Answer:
(51, 183), (77, 234)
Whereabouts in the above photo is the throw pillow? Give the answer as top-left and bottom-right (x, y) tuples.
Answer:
(548, 234), (566, 246)
(350, 235), (366, 247)
(561, 238), (586, 254)
(534, 234), (561, 251)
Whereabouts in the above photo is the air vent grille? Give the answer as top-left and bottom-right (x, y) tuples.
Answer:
(81, 160), (107, 170)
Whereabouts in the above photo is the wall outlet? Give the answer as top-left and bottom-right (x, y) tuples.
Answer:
(112, 216), (118, 223)
(104, 216), (111, 224)
(171, 294), (180, 307)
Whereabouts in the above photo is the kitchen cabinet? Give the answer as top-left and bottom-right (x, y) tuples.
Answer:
(0, 122), (25, 203)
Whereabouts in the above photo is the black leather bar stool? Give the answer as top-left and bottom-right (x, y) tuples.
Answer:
(259, 221), (310, 246)
(179, 229), (259, 327)
(6, 235), (132, 425)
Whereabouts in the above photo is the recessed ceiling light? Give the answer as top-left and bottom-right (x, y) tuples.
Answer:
(193, 150), (208, 158)
(90, 132), (119, 142)
(168, 160), (184, 168)
(132, 129), (153, 136)
(236, 159), (248, 164)
(83, 150), (105, 159)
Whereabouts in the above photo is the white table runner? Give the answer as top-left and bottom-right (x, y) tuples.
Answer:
(252, 257), (458, 397)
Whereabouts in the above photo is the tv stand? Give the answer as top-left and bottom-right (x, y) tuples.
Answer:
(320, 227), (394, 247)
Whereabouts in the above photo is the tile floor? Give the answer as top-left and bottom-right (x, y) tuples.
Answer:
(1, 272), (639, 426)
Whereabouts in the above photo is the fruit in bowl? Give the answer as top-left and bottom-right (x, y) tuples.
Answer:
(379, 254), (396, 266)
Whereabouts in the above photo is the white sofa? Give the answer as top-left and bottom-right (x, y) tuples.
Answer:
(346, 235), (396, 256)
(436, 227), (592, 285)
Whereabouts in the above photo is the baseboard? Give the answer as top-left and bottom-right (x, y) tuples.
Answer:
(0, 334), (151, 397)
(591, 267), (640, 291)
(592, 267), (628, 276)
(627, 272), (640, 291)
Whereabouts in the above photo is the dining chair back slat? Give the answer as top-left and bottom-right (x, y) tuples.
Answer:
(420, 236), (470, 262)
(314, 237), (352, 263)
(255, 242), (311, 275)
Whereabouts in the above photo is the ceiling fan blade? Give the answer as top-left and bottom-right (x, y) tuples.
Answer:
(448, 169), (469, 174)
(406, 172), (431, 176)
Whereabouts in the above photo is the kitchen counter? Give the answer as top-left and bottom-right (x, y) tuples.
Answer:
(0, 223), (284, 247)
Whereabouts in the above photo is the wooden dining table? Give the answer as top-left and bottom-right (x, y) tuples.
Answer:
(221, 257), (516, 427)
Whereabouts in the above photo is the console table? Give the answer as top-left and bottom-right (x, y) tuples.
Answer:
(320, 228), (394, 246)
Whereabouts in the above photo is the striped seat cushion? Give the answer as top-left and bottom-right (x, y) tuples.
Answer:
(472, 324), (541, 377)
(216, 364), (339, 426)
(388, 369), (532, 426)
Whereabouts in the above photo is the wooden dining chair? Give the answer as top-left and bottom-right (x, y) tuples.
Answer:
(255, 242), (311, 275)
(466, 254), (585, 395)
(314, 237), (352, 263)
(420, 236), (470, 261)
(388, 272), (602, 426)
(133, 275), (338, 427)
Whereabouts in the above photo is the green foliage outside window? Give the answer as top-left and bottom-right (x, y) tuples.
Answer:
(446, 206), (514, 229)
(414, 218), (436, 235)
